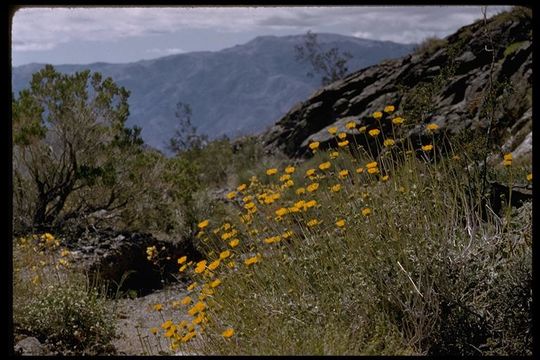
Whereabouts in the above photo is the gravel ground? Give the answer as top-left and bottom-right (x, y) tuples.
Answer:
(112, 283), (190, 355)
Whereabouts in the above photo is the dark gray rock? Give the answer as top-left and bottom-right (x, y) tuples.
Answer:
(263, 9), (532, 161)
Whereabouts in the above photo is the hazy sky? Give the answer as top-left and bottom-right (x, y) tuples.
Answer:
(12, 6), (509, 66)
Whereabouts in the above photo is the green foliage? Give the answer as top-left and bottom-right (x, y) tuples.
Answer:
(503, 41), (527, 57)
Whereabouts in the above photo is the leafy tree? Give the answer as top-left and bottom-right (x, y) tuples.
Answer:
(294, 30), (353, 86)
(12, 65), (143, 231)
(168, 102), (208, 154)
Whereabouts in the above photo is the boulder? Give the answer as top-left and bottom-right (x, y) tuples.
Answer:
(14, 337), (47, 356)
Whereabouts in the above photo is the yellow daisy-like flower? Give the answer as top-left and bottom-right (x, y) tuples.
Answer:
(181, 296), (192, 305)
(182, 331), (197, 343)
(150, 327), (159, 335)
(338, 169), (349, 178)
(359, 126), (367, 133)
(309, 141), (320, 151)
(197, 220), (209, 229)
(368, 129), (380, 137)
(336, 219), (346, 228)
(366, 161), (378, 169)
(304, 199), (318, 209)
(179, 264), (187, 272)
(422, 144), (433, 152)
(275, 207), (289, 217)
(426, 123), (439, 131)
(373, 111), (383, 119)
(279, 174), (291, 182)
(266, 168), (278, 175)
(60, 249), (70, 257)
(296, 187), (306, 195)
(367, 167), (379, 174)
(307, 182), (320, 192)
(503, 153), (512, 161)
(383, 138), (395, 147)
(178, 256), (187, 264)
(362, 207), (372, 216)
(307, 219), (321, 227)
(208, 259), (220, 271)
(330, 151), (339, 159)
(244, 202), (256, 210)
(338, 140), (349, 147)
(338, 132), (347, 140)
(194, 260), (207, 274)
(222, 328), (234, 338)
(328, 127), (338, 135)
(236, 183), (247, 192)
(153, 303), (163, 312)
(319, 161), (331, 170)
(392, 117), (404, 125)
(229, 239), (240, 248)
(305, 168), (316, 177)
(285, 165), (295, 174)
(384, 105), (395, 113)
(527, 173), (532, 182)
(227, 261), (236, 269)
(161, 319), (173, 329)
(187, 282), (197, 291)
(346, 121), (357, 129)
(210, 279), (222, 288)
(188, 301), (206, 316)
(226, 191), (236, 199)
(331, 184), (342, 192)
(219, 250), (231, 259)
(244, 256), (259, 266)
(356, 167), (364, 173)
(381, 175), (389, 182)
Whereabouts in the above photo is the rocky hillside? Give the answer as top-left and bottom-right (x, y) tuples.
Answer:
(12, 34), (414, 154)
(263, 8), (532, 161)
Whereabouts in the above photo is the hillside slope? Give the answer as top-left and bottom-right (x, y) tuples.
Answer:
(12, 34), (414, 153)
(263, 9), (532, 161)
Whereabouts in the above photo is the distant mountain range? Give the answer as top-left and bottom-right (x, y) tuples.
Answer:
(12, 33), (415, 153)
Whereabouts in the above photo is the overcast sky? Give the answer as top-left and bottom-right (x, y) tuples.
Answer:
(11, 6), (509, 66)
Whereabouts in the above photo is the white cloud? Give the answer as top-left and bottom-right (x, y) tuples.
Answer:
(12, 6), (512, 52)
(146, 47), (185, 55)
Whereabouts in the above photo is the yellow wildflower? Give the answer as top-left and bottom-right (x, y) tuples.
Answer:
(188, 301), (206, 316)
(383, 138), (395, 147)
(304, 200), (318, 209)
(197, 220), (209, 229)
(362, 207), (372, 216)
(210, 279), (222, 288)
(338, 132), (347, 140)
(381, 175), (389, 182)
(346, 121), (357, 129)
(368, 167), (379, 174)
(161, 320), (173, 329)
(208, 259), (220, 271)
(226, 191), (236, 199)
(373, 111), (383, 119)
(307, 219), (320, 227)
(356, 167), (364, 173)
(244, 256), (259, 266)
(336, 219), (346, 228)
(219, 250), (231, 259)
(178, 256), (187, 264)
(527, 173), (532, 182)
(384, 105), (395, 113)
(276, 207), (289, 217)
(179, 264), (187, 272)
(296, 187), (306, 195)
(359, 126), (367, 133)
(368, 129), (380, 137)
(338, 140), (349, 147)
(307, 182), (320, 192)
(366, 161), (378, 169)
(422, 144), (433, 151)
(150, 327), (159, 335)
(285, 165), (295, 174)
(187, 282), (197, 291)
(330, 151), (339, 159)
(319, 161), (331, 170)
(338, 169), (349, 178)
(328, 127), (338, 135)
(222, 328), (234, 338)
(279, 174), (291, 182)
(181, 296), (192, 305)
(153, 303), (163, 312)
(309, 141), (320, 150)
(237, 183), (247, 192)
(426, 123), (439, 131)
(331, 184), (342, 192)
(392, 117), (404, 125)
(229, 239), (240, 248)
(266, 168), (278, 175)
(306, 168), (316, 177)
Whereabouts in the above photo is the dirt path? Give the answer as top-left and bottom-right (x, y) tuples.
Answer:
(112, 283), (190, 355)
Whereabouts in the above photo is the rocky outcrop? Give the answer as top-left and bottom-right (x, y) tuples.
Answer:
(65, 227), (202, 296)
(263, 9), (532, 161)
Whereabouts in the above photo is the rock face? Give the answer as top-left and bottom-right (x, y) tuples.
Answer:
(14, 337), (47, 356)
(65, 228), (202, 296)
(263, 9), (532, 160)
